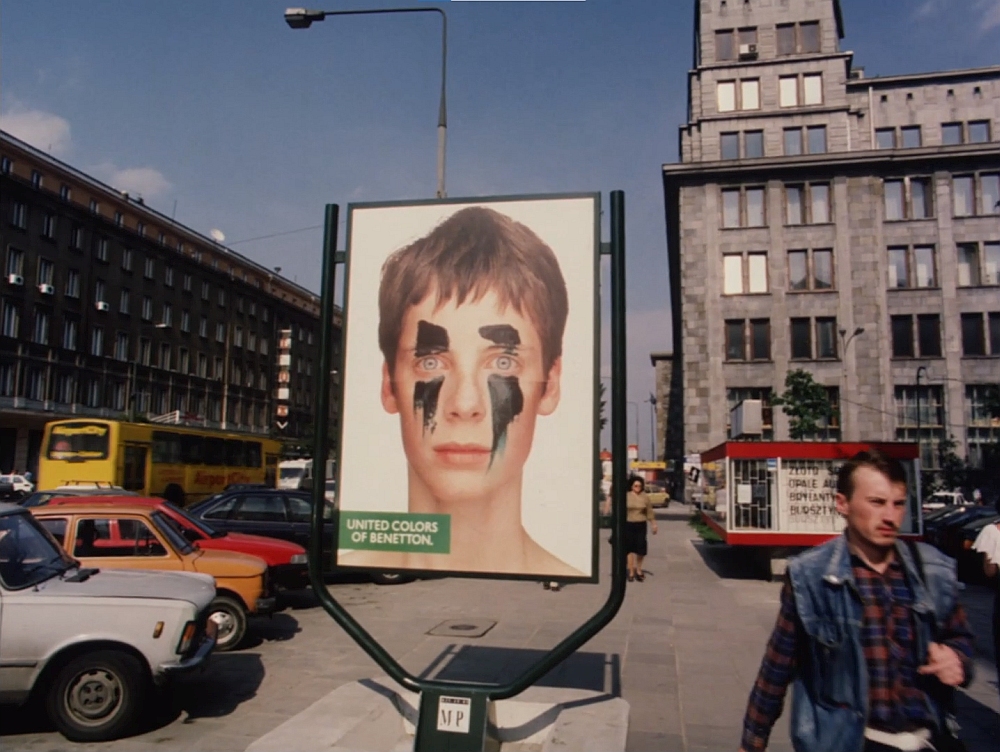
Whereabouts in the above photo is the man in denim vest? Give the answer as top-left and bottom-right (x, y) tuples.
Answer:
(739, 450), (974, 752)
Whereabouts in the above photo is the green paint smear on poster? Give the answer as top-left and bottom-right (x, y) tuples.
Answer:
(339, 512), (450, 554)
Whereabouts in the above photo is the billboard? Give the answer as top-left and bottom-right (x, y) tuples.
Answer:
(335, 195), (599, 580)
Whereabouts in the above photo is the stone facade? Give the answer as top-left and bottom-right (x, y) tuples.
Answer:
(661, 0), (1000, 477)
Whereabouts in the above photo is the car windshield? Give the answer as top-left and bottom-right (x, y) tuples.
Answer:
(0, 512), (75, 589)
(150, 511), (195, 555)
(280, 467), (305, 479)
(168, 504), (221, 539)
(20, 492), (61, 508)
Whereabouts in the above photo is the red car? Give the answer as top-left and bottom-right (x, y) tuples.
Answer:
(47, 496), (310, 590)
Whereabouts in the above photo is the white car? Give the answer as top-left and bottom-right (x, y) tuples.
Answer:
(0, 474), (34, 494)
(923, 491), (968, 511)
(0, 502), (217, 742)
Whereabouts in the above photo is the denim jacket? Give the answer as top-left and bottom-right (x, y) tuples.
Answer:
(785, 535), (965, 752)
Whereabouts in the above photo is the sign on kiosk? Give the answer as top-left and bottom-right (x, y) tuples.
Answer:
(334, 195), (599, 581)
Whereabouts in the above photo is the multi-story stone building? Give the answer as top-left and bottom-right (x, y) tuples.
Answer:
(660, 0), (1000, 481)
(0, 130), (339, 475)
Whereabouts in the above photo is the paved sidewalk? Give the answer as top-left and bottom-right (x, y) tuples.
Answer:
(2, 506), (997, 751)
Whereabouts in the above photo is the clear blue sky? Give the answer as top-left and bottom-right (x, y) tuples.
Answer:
(3, 0), (998, 456)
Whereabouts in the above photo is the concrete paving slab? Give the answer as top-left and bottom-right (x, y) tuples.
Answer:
(244, 676), (629, 752)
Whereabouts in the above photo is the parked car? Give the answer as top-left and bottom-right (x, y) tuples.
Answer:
(0, 474), (34, 496)
(645, 482), (671, 508)
(47, 496), (310, 590)
(21, 485), (138, 508)
(926, 505), (998, 556)
(922, 491), (967, 512)
(187, 488), (407, 585)
(0, 502), (216, 741)
(30, 504), (274, 651)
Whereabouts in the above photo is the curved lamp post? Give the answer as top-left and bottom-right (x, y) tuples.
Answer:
(284, 7), (448, 198)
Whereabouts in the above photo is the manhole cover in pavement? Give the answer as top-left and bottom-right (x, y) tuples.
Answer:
(427, 619), (497, 638)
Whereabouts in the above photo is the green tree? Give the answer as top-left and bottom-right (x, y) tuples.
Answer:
(933, 433), (968, 494)
(772, 369), (835, 440)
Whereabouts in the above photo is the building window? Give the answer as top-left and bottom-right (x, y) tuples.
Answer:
(142, 296), (153, 321)
(214, 357), (224, 380)
(158, 232), (166, 247)
(718, 81), (736, 113)
(62, 319), (78, 350)
(179, 348), (190, 374)
(895, 386), (944, 469)
(218, 289), (226, 307)
(59, 184), (71, 202)
(65, 269), (80, 298)
(91, 326), (104, 357)
(783, 128), (803, 156)
(982, 174), (999, 214)
(721, 132), (739, 160)
(966, 385), (1000, 468)
(114, 211), (123, 227)
(260, 338), (269, 355)
(42, 214), (57, 239)
(968, 120), (991, 143)
(725, 320), (745, 361)
(942, 122), (963, 145)
(961, 313), (986, 356)
(723, 252), (768, 295)
(159, 344), (171, 371)
(957, 242), (1000, 286)
(901, 126), (922, 149)
(201, 281), (210, 301)
(71, 226), (84, 250)
(144, 257), (155, 279)
(787, 248), (834, 291)
(779, 76), (798, 108)
(234, 326), (244, 348)
(0, 156), (11, 175)
(6, 248), (24, 276)
(248, 301), (256, 317)
(10, 202), (27, 230)
(95, 237), (109, 262)
(181, 310), (190, 333)
(94, 280), (106, 305)
(56, 374), (75, 404)
(216, 323), (225, 343)
(740, 79), (760, 110)
(161, 303), (172, 327)
(136, 222), (145, 238)
(199, 317), (208, 338)
(887, 245), (937, 288)
(37, 258), (54, 286)
(115, 332), (129, 362)
(183, 274), (192, 292)
(891, 315), (915, 358)
(32, 308), (50, 345)
(119, 289), (130, 315)
(800, 21), (820, 52)
(1, 301), (20, 338)
(803, 74), (823, 105)
(164, 266), (174, 288)
(139, 338), (151, 366)
(122, 248), (133, 272)
(89, 198), (99, 214)
(745, 130), (764, 159)
(750, 319), (771, 360)
(31, 170), (42, 189)
(262, 307), (269, 323)
(885, 177), (933, 220)
(721, 186), (766, 228)
(785, 183), (830, 224)
(198, 353), (208, 378)
(806, 125), (827, 154)
(725, 319), (770, 361)
(248, 332), (257, 352)
(876, 128), (896, 149)
(776, 23), (796, 54)
(716, 29), (735, 61)
(790, 318), (812, 359)
(917, 314), (942, 358)
(953, 176), (974, 216)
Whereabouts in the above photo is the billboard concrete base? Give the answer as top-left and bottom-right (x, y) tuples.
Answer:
(244, 675), (629, 752)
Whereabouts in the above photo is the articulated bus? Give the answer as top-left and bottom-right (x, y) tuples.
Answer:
(38, 419), (282, 505)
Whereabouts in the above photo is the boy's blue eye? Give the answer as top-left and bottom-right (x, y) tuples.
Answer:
(495, 356), (514, 370)
(420, 356), (441, 370)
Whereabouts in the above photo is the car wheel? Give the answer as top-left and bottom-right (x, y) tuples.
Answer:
(46, 649), (147, 742)
(207, 595), (248, 651)
(371, 571), (409, 586)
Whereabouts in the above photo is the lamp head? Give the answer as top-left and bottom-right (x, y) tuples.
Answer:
(284, 8), (324, 29)
(853, 326), (865, 336)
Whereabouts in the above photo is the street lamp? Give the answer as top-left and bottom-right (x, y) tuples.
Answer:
(647, 393), (657, 461)
(626, 401), (640, 460)
(837, 326), (865, 438)
(284, 6), (448, 198)
(915, 365), (929, 470)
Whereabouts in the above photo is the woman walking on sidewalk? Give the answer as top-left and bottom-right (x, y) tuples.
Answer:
(625, 477), (657, 582)
(973, 516), (1000, 703)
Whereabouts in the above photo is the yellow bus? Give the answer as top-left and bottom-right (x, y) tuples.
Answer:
(38, 419), (282, 506)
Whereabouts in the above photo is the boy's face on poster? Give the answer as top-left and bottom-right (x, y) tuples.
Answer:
(381, 289), (561, 505)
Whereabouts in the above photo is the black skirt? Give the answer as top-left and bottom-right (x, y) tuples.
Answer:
(624, 521), (648, 556)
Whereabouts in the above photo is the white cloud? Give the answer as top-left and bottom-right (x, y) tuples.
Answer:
(0, 107), (71, 156)
(914, 0), (942, 18)
(976, 0), (1000, 31)
(90, 162), (172, 200)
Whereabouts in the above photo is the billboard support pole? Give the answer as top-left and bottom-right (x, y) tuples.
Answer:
(309, 193), (628, 751)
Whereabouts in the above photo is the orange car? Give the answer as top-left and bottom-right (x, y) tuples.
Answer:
(31, 504), (274, 651)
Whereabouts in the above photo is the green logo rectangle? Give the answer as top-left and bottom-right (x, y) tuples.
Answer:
(339, 512), (450, 554)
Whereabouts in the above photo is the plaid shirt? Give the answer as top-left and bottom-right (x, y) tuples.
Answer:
(740, 553), (974, 752)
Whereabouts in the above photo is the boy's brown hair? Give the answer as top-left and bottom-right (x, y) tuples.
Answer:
(378, 206), (569, 376)
(836, 449), (908, 499)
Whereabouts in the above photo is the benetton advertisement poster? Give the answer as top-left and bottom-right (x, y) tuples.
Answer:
(335, 195), (598, 580)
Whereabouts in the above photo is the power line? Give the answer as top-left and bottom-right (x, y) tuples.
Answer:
(227, 219), (350, 246)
